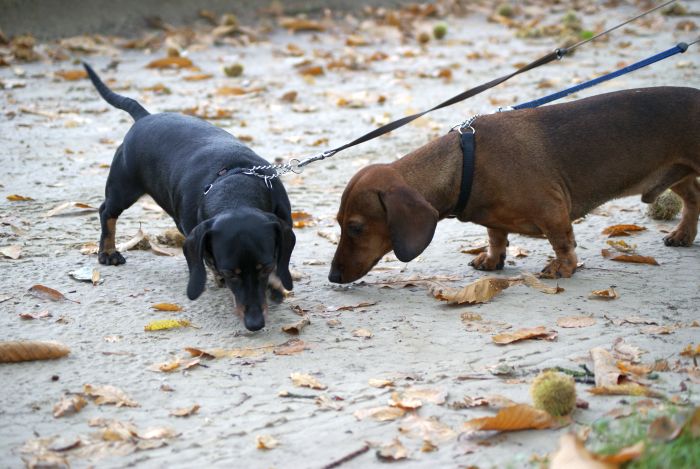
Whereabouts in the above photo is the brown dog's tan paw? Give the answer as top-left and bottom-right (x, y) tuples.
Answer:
(663, 229), (696, 247)
(469, 252), (505, 271)
(540, 259), (576, 279)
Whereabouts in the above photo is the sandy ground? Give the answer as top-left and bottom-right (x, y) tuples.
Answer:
(1, 2), (699, 468)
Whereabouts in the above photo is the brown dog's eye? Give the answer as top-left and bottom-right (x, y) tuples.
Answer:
(347, 222), (364, 237)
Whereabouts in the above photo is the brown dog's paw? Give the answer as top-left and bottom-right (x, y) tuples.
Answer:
(540, 259), (575, 279)
(469, 252), (505, 271)
(663, 230), (695, 247)
(98, 251), (125, 266)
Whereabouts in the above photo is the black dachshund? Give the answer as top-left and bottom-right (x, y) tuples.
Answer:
(84, 63), (295, 331)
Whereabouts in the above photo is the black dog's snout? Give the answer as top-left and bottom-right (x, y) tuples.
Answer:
(244, 308), (265, 331)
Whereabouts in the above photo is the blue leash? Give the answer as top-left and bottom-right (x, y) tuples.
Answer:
(513, 42), (690, 110)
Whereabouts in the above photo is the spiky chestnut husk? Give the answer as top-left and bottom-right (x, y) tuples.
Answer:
(530, 371), (576, 417)
(647, 190), (682, 221)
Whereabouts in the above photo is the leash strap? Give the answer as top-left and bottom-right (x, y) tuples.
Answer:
(453, 131), (475, 216)
(513, 42), (689, 110)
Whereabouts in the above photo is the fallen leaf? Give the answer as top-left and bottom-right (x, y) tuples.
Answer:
(45, 201), (98, 217)
(55, 69), (87, 80)
(273, 338), (308, 355)
(168, 404), (200, 418)
(147, 56), (193, 69)
(352, 328), (373, 338)
(215, 86), (264, 96)
(549, 434), (616, 469)
(290, 372), (327, 390)
(591, 347), (627, 387)
(461, 245), (488, 254)
(588, 383), (664, 398)
(183, 73), (212, 81)
(282, 316), (310, 334)
(641, 325), (675, 335)
(83, 384), (139, 407)
(464, 404), (556, 432)
(508, 246), (529, 258)
(376, 438), (409, 461)
(430, 277), (511, 304)
(403, 387), (447, 405)
(354, 406), (406, 421)
(28, 284), (71, 302)
(616, 361), (651, 377)
(69, 266), (103, 285)
(520, 272), (564, 294)
(53, 394), (87, 418)
(388, 392), (422, 410)
(602, 224), (646, 237)
(601, 249), (658, 265)
(0, 244), (22, 259)
(599, 441), (645, 464)
(681, 344), (700, 357)
(144, 319), (191, 331)
(256, 434), (279, 450)
(612, 338), (645, 363)
(117, 227), (149, 251)
(368, 378), (394, 388)
(399, 415), (456, 443)
(151, 303), (183, 312)
(326, 301), (377, 312)
(278, 17), (325, 32)
(557, 316), (596, 328)
(492, 326), (557, 345)
(606, 239), (637, 253)
(0, 340), (70, 362)
(137, 427), (178, 440)
(589, 287), (618, 300)
(19, 310), (51, 320)
(454, 395), (516, 409)
(7, 194), (33, 201)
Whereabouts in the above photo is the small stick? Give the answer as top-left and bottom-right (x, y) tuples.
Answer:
(321, 445), (370, 469)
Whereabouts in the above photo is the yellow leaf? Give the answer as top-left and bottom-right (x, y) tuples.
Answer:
(151, 303), (183, 312)
(430, 277), (511, 304)
(464, 404), (557, 432)
(681, 344), (700, 357)
(147, 56), (193, 69)
(183, 73), (213, 81)
(492, 326), (557, 345)
(144, 319), (191, 331)
(55, 69), (88, 80)
(290, 372), (327, 390)
(602, 224), (646, 237)
(7, 194), (33, 201)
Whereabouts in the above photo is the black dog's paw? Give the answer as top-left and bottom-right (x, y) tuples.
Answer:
(268, 286), (285, 304)
(98, 250), (126, 266)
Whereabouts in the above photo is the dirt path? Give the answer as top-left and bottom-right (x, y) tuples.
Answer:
(1, 2), (699, 468)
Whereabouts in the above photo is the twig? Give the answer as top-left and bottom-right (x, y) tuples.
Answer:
(321, 445), (370, 469)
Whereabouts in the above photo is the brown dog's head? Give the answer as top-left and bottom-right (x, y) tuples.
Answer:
(329, 164), (438, 283)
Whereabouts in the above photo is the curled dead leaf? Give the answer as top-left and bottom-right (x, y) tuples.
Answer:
(376, 438), (408, 461)
(368, 378), (394, 388)
(147, 56), (193, 69)
(290, 372), (326, 390)
(53, 394), (87, 418)
(492, 326), (557, 345)
(354, 406), (406, 421)
(602, 224), (646, 237)
(399, 415), (456, 443)
(601, 249), (658, 265)
(464, 404), (557, 432)
(589, 287), (618, 300)
(430, 277), (511, 304)
(83, 384), (139, 407)
(282, 316), (310, 335)
(55, 69), (87, 81)
(256, 434), (279, 450)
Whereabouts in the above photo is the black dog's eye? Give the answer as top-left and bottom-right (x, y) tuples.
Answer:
(346, 222), (364, 237)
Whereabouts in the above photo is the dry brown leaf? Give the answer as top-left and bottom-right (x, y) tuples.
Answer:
(403, 387), (447, 405)
(151, 303), (183, 312)
(215, 86), (264, 96)
(352, 328), (373, 338)
(455, 395), (516, 409)
(399, 415), (456, 443)
(282, 316), (310, 335)
(549, 434), (616, 469)
(0, 340), (70, 362)
(430, 277), (511, 304)
(55, 69), (87, 80)
(19, 310), (51, 320)
(326, 301), (377, 312)
(591, 347), (626, 387)
(7, 194), (33, 201)
(290, 372), (326, 390)
(616, 361), (652, 377)
(273, 338), (308, 355)
(612, 338), (645, 363)
(520, 272), (564, 294)
(602, 224), (646, 237)
(606, 239), (637, 253)
(464, 404), (556, 432)
(298, 65), (324, 76)
(0, 244), (22, 259)
(314, 394), (343, 411)
(183, 73), (212, 81)
(388, 392), (422, 410)
(461, 245), (488, 254)
(681, 344), (700, 357)
(116, 227), (148, 252)
(376, 438), (409, 461)
(590, 287), (618, 300)
(492, 326), (557, 345)
(28, 284), (71, 302)
(353, 406), (406, 421)
(368, 378), (394, 388)
(601, 249), (658, 265)
(147, 56), (193, 69)
(137, 426), (178, 440)
(278, 17), (325, 32)
(641, 325), (675, 335)
(83, 384), (139, 407)
(186, 346), (264, 359)
(588, 383), (664, 398)
(557, 316), (596, 328)
(53, 394), (87, 418)
(256, 434), (279, 449)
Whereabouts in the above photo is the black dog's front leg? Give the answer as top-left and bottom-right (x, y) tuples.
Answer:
(98, 202), (126, 266)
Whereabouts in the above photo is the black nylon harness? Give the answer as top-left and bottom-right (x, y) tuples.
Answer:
(451, 130), (475, 217)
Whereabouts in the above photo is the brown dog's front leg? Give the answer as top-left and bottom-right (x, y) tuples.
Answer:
(541, 220), (578, 279)
(469, 228), (508, 271)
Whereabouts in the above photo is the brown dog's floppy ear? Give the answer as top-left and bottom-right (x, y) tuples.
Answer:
(380, 186), (438, 262)
(183, 219), (215, 300)
(274, 219), (296, 291)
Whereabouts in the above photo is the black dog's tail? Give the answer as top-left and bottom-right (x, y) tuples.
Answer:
(83, 62), (150, 121)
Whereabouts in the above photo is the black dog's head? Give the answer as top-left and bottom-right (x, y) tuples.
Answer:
(183, 208), (295, 331)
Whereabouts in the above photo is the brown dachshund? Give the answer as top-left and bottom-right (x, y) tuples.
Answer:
(329, 87), (700, 283)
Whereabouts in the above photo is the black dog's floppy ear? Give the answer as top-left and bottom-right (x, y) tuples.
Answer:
(380, 186), (438, 263)
(183, 219), (215, 300)
(274, 219), (296, 290)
